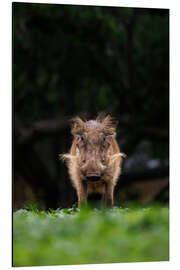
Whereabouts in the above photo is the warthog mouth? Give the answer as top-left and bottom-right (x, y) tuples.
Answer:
(86, 173), (102, 182)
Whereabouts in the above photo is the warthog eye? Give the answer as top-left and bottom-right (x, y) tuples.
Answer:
(101, 134), (108, 148)
(102, 134), (111, 148)
(79, 134), (86, 144)
(102, 134), (107, 143)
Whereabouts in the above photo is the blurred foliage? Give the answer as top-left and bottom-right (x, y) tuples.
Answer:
(13, 205), (169, 266)
(13, 3), (169, 144)
(13, 3), (169, 208)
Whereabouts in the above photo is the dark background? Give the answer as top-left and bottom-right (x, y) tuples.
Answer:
(13, 3), (169, 209)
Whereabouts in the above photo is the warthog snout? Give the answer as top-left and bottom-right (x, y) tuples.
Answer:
(80, 159), (106, 182)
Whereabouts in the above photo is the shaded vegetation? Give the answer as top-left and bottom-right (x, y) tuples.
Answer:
(13, 205), (169, 266)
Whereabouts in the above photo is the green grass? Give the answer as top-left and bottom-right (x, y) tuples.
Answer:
(13, 205), (169, 267)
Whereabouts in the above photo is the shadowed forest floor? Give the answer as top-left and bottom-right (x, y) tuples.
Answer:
(13, 205), (169, 267)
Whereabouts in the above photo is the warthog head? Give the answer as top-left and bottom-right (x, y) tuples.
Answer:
(61, 115), (125, 182)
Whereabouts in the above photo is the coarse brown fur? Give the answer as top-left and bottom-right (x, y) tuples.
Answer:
(60, 115), (126, 207)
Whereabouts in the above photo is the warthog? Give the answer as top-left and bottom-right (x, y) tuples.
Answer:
(60, 115), (126, 207)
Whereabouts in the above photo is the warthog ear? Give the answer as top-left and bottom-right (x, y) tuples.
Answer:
(98, 114), (117, 135)
(70, 116), (85, 135)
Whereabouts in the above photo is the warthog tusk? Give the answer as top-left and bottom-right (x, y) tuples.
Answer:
(108, 152), (127, 165)
(59, 154), (77, 162)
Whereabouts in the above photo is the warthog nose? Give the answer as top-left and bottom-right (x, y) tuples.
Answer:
(86, 172), (101, 182)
